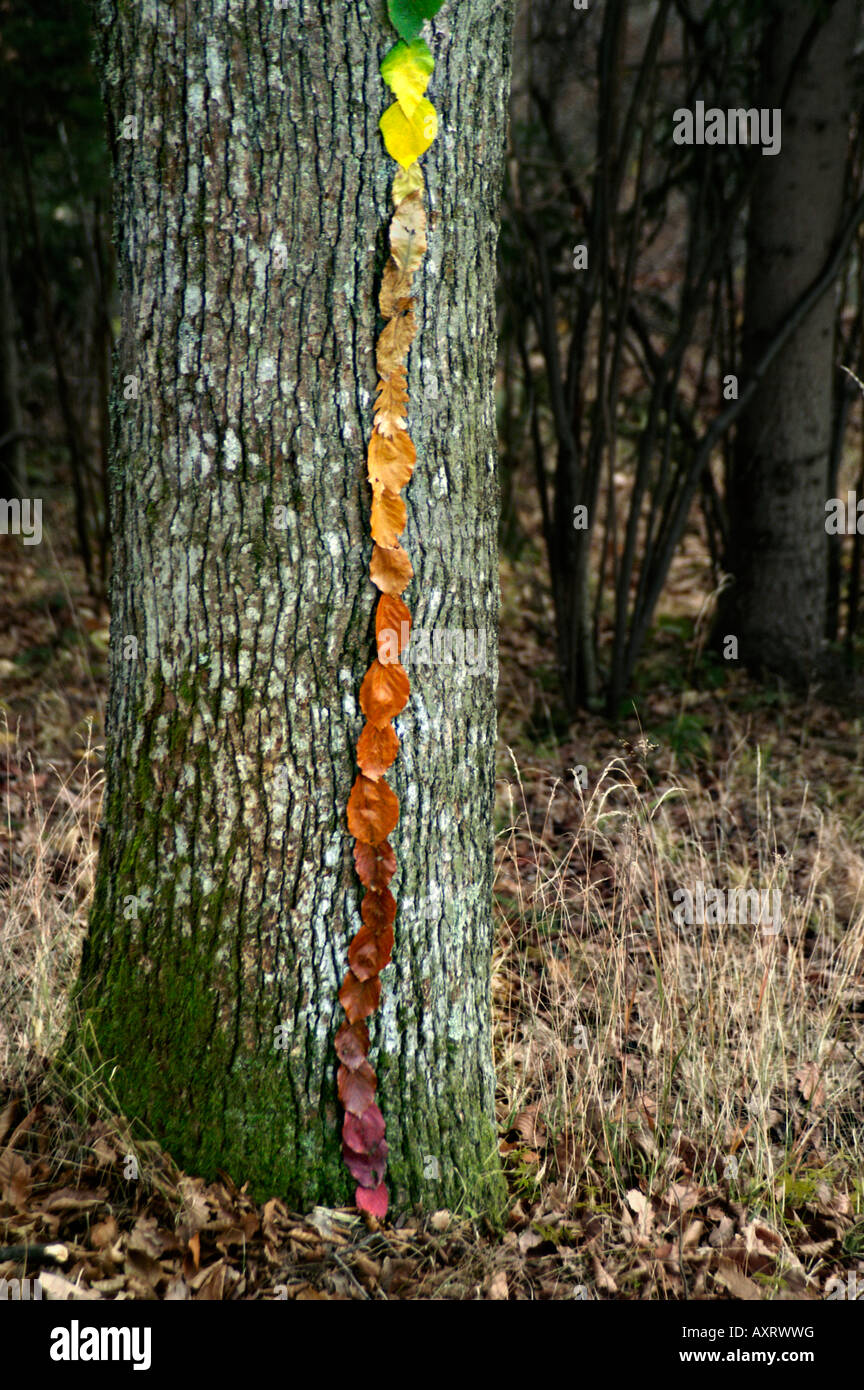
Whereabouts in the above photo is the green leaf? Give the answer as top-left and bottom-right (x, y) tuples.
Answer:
(380, 39), (434, 118)
(387, 0), (445, 42)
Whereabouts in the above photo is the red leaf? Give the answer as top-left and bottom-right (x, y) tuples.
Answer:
(334, 1020), (370, 1070)
(361, 888), (397, 932)
(354, 840), (397, 890)
(348, 922), (394, 980)
(343, 1104), (386, 1152)
(355, 1181), (389, 1219)
(338, 971), (382, 1024)
(342, 1141), (388, 1188)
(337, 1060), (377, 1115)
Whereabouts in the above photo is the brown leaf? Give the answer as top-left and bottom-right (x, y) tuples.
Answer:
(361, 888), (397, 932)
(348, 923), (394, 980)
(359, 659), (410, 728)
(334, 1020), (370, 1070)
(795, 1062), (826, 1109)
(0, 1150), (31, 1210)
(347, 774), (399, 844)
(379, 261), (414, 319)
(337, 1060), (377, 1115)
(339, 971), (382, 1024)
(367, 429), (416, 492)
(370, 543), (413, 596)
(354, 839), (397, 890)
(357, 720), (400, 780)
(376, 593), (412, 657)
(389, 190), (427, 275)
(374, 368), (409, 438)
(376, 304), (417, 376)
(370, 484), (408, 548)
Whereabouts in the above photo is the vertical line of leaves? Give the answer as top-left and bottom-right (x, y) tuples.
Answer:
(336, 0), (445, 1219)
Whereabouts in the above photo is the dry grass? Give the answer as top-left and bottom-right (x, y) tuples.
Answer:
(0, 718), (101, 1091)
(492, 738), (864, 1290)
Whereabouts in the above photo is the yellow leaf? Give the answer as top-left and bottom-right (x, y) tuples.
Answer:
(380, 38), (433, 120)
(379, 98), (438, 169)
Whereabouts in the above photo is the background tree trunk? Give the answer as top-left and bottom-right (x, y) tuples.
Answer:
(71, 0), (514, 1213)
(721, 0), (860, 679)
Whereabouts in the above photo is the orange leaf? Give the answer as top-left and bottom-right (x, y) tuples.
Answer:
(357, 720), (400, 780)
(361, 888), (397, 932)
(379, 261), (414, 320)
(376, 303), (417, 376)
(370, 543), (413, 596)
(376, 593), (412, 657)
(334, 1020), (370, 1069)
(348, 922), (394, 979)
(371, 484), (408, 548)
(359, 658), (410, 728)
(354, 839), (397, 890)
(347, 774), (399, 844)
(339, 970), (382, 1024)
(374, 368), (409, 438)
(337, 1059), (377, 1114)
(367, 429), (416, 492)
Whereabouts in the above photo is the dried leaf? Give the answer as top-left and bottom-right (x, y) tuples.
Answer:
(347, 774), (399, 844)
(348, 922), (395, 980)
(376, 593), (412, 656)
(795, 1062), (826, 1109)
(359, 658), (410, 727)
(353, 839), (397, 890)
(338, 971), (382, 1025)
(370, 483), (408, 548)
(389, 191), (427, 275)
(361, 888), (397, 932)
(379, 262), (414, 320)
(392, 163), (424, 203)
(376, 304), (418, 375)
(374, 368), (409, 438)
(357, 720), (400, 780)
(337, 1060), (377, 1115)
(368, 429), (416, 492)
(334, 1021), (370, 1070)
(370, 543), (413, 596)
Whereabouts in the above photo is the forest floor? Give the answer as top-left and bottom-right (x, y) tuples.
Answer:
(1, 496), (863, 1300)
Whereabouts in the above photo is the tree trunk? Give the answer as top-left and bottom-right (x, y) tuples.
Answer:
(70, 0), (514, 1214)
(720, 0), (859, 679)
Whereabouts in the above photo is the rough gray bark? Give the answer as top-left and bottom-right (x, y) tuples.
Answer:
(721, 0), (860, 678)
(71, 0), (514, 1213)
